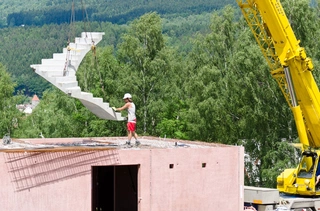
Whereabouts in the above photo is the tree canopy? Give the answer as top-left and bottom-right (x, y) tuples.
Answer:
(1, 0), (235, 27)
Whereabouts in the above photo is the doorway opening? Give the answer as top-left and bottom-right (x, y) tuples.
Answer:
(92, 165), (139, 211)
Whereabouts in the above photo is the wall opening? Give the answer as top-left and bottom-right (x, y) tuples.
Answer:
(92, 165), (139, 211)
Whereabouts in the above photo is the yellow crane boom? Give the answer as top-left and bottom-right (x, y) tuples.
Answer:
(236, 0), (320, 196)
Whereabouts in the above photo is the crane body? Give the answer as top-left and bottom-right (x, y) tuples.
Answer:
(236, 0), (320, 196)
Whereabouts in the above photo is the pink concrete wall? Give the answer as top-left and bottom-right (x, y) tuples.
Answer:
(0, 140), (244, 211)
(148, 147), (244, 211)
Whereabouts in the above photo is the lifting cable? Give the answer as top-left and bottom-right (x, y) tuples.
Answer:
(69, 0), (76, 43)
(64, 0), (106, 100)
(91, 44), (107, 100)
(63, 0), (76, 76)
(80, 0), (107, 100)
(80, 0), (92, 41)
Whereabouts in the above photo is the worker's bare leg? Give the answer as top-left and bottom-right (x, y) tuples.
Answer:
(126, 131), (133, 145)
(134, 132), (138, 140)
(134, 132), (140, 146)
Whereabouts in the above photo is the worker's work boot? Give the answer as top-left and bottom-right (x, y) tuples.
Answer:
(135, 141), (141, 146)
(125, 141), (131, 146)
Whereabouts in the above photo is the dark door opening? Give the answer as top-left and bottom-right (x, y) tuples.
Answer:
(92, 165), (139, 211)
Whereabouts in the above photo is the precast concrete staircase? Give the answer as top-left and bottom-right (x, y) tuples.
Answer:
(31, 32), (125, 121)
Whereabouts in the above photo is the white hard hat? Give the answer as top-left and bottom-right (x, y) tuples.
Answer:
(123, 93), (132, 99)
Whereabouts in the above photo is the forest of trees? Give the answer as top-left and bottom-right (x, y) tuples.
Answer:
(1, 0), (320, 188)
(1, 0), (235, 27)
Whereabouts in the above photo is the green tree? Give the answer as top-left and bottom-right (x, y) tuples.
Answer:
(14, 89), (79, 138)
(0, 63), (23, 137)
(15, 87), (128, 138)
(184, 6), (298, 187)
(184, 6), (239, 142)
(117, 12), (185, 136)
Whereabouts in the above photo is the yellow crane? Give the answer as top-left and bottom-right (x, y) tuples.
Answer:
(236, 0), (320, 196)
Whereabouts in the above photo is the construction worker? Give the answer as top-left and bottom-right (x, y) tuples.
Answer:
(113, 93), (140, 146)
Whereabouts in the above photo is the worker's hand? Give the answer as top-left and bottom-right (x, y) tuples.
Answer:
(112, 107), (117, 111)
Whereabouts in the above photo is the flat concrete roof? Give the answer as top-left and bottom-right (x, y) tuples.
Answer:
(0, 136), (230, 152)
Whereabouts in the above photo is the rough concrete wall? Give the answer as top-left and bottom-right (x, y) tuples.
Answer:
(149, 147), (244, 211)
(0, 144), (243, 211)
(0, 152), (93, 210)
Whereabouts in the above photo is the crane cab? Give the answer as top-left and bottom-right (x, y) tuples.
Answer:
(277, 151), (320, 196)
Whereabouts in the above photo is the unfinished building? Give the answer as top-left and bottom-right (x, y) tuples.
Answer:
(0, 136), (244, 211)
